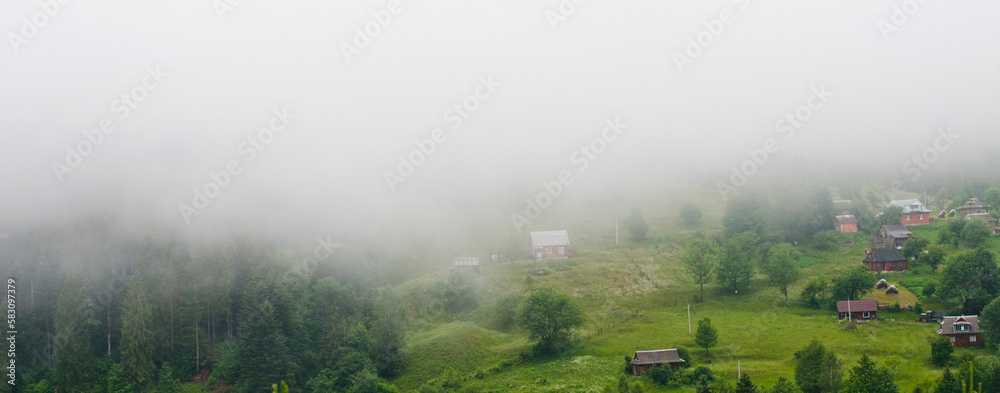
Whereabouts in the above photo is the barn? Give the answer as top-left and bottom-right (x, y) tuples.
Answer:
(630, 349), (686, 375)
(938, 316), (984, 348)
(529, 230), (570, 260)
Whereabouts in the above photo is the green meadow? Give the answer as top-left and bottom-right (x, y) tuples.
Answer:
(379, 186), (992, 392)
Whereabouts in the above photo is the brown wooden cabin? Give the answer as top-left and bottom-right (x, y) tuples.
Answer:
(863, 247), (908, 273)
(837, 299), (878, 321)
(938, 316), (984, 348)
(630, 349), (685, 375)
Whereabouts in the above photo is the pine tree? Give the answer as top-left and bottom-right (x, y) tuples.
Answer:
(121, 272), (155, 389)
(935, 369), (960, 393)
(844, 354), (898, 393)
(736, 373), (756, 393)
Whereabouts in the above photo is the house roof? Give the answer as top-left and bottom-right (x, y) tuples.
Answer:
(966, 213), (996, 223)
(836, 299), (878, 313)
(958, 198), (990, 211)
(889, 199), (932, 213)
(631, 349), (685, 365)
(453, 257), (480, 266)
(836, 215), (858, 224)
(938, 316), (982, 335)
(864, 247), (906, 263)
(529, 230), (570, 247)
(881, 224), (912, 238)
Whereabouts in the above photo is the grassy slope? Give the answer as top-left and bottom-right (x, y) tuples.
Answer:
(388, 186), (993, 392)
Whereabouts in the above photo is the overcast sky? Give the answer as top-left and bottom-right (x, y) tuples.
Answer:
(2, 0), (999, 238)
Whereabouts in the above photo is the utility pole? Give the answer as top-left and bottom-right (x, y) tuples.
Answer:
(687, 301), (692, 334)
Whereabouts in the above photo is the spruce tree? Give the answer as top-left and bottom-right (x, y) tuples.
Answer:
(121, 272), (155, 389)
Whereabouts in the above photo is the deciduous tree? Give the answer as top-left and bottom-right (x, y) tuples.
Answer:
(683, 236), (720, 302)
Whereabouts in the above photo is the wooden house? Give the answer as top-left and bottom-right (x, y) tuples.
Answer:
(837, 299), (878, 321)
(888, 199), (932, 226)
(938, 316), (984, 347)
(529, 230), (570, 260)
(957, 198), (990, 216)
(836, 215), (858, 233)
(873, 224), (912, 248)
(630, 349), (686, 375)
(863, 247), (908, 272)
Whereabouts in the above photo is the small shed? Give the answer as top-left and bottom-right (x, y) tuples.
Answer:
(529, 230), (570, 260)
(837, 299), (879, 321)
(630, 349), (685, 375)
(450, 257), (480, 273)
(836, 215), (858, 233)
(875, 279), (888, 289)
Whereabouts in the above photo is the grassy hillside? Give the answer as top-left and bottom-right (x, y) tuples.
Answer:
(388, 185), (986, 392)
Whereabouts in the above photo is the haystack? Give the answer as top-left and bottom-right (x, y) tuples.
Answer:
(885, 285), (899, 295)
(875, 279), (889, 289)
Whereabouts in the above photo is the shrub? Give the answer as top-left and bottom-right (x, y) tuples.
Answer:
(929, 336), (953, 367)
(646, 366), (674, 386)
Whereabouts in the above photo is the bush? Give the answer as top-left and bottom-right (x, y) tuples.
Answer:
(646, 366), (674, 386)
(961, 217), (992, 247)
(929, 336), (954, 367)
